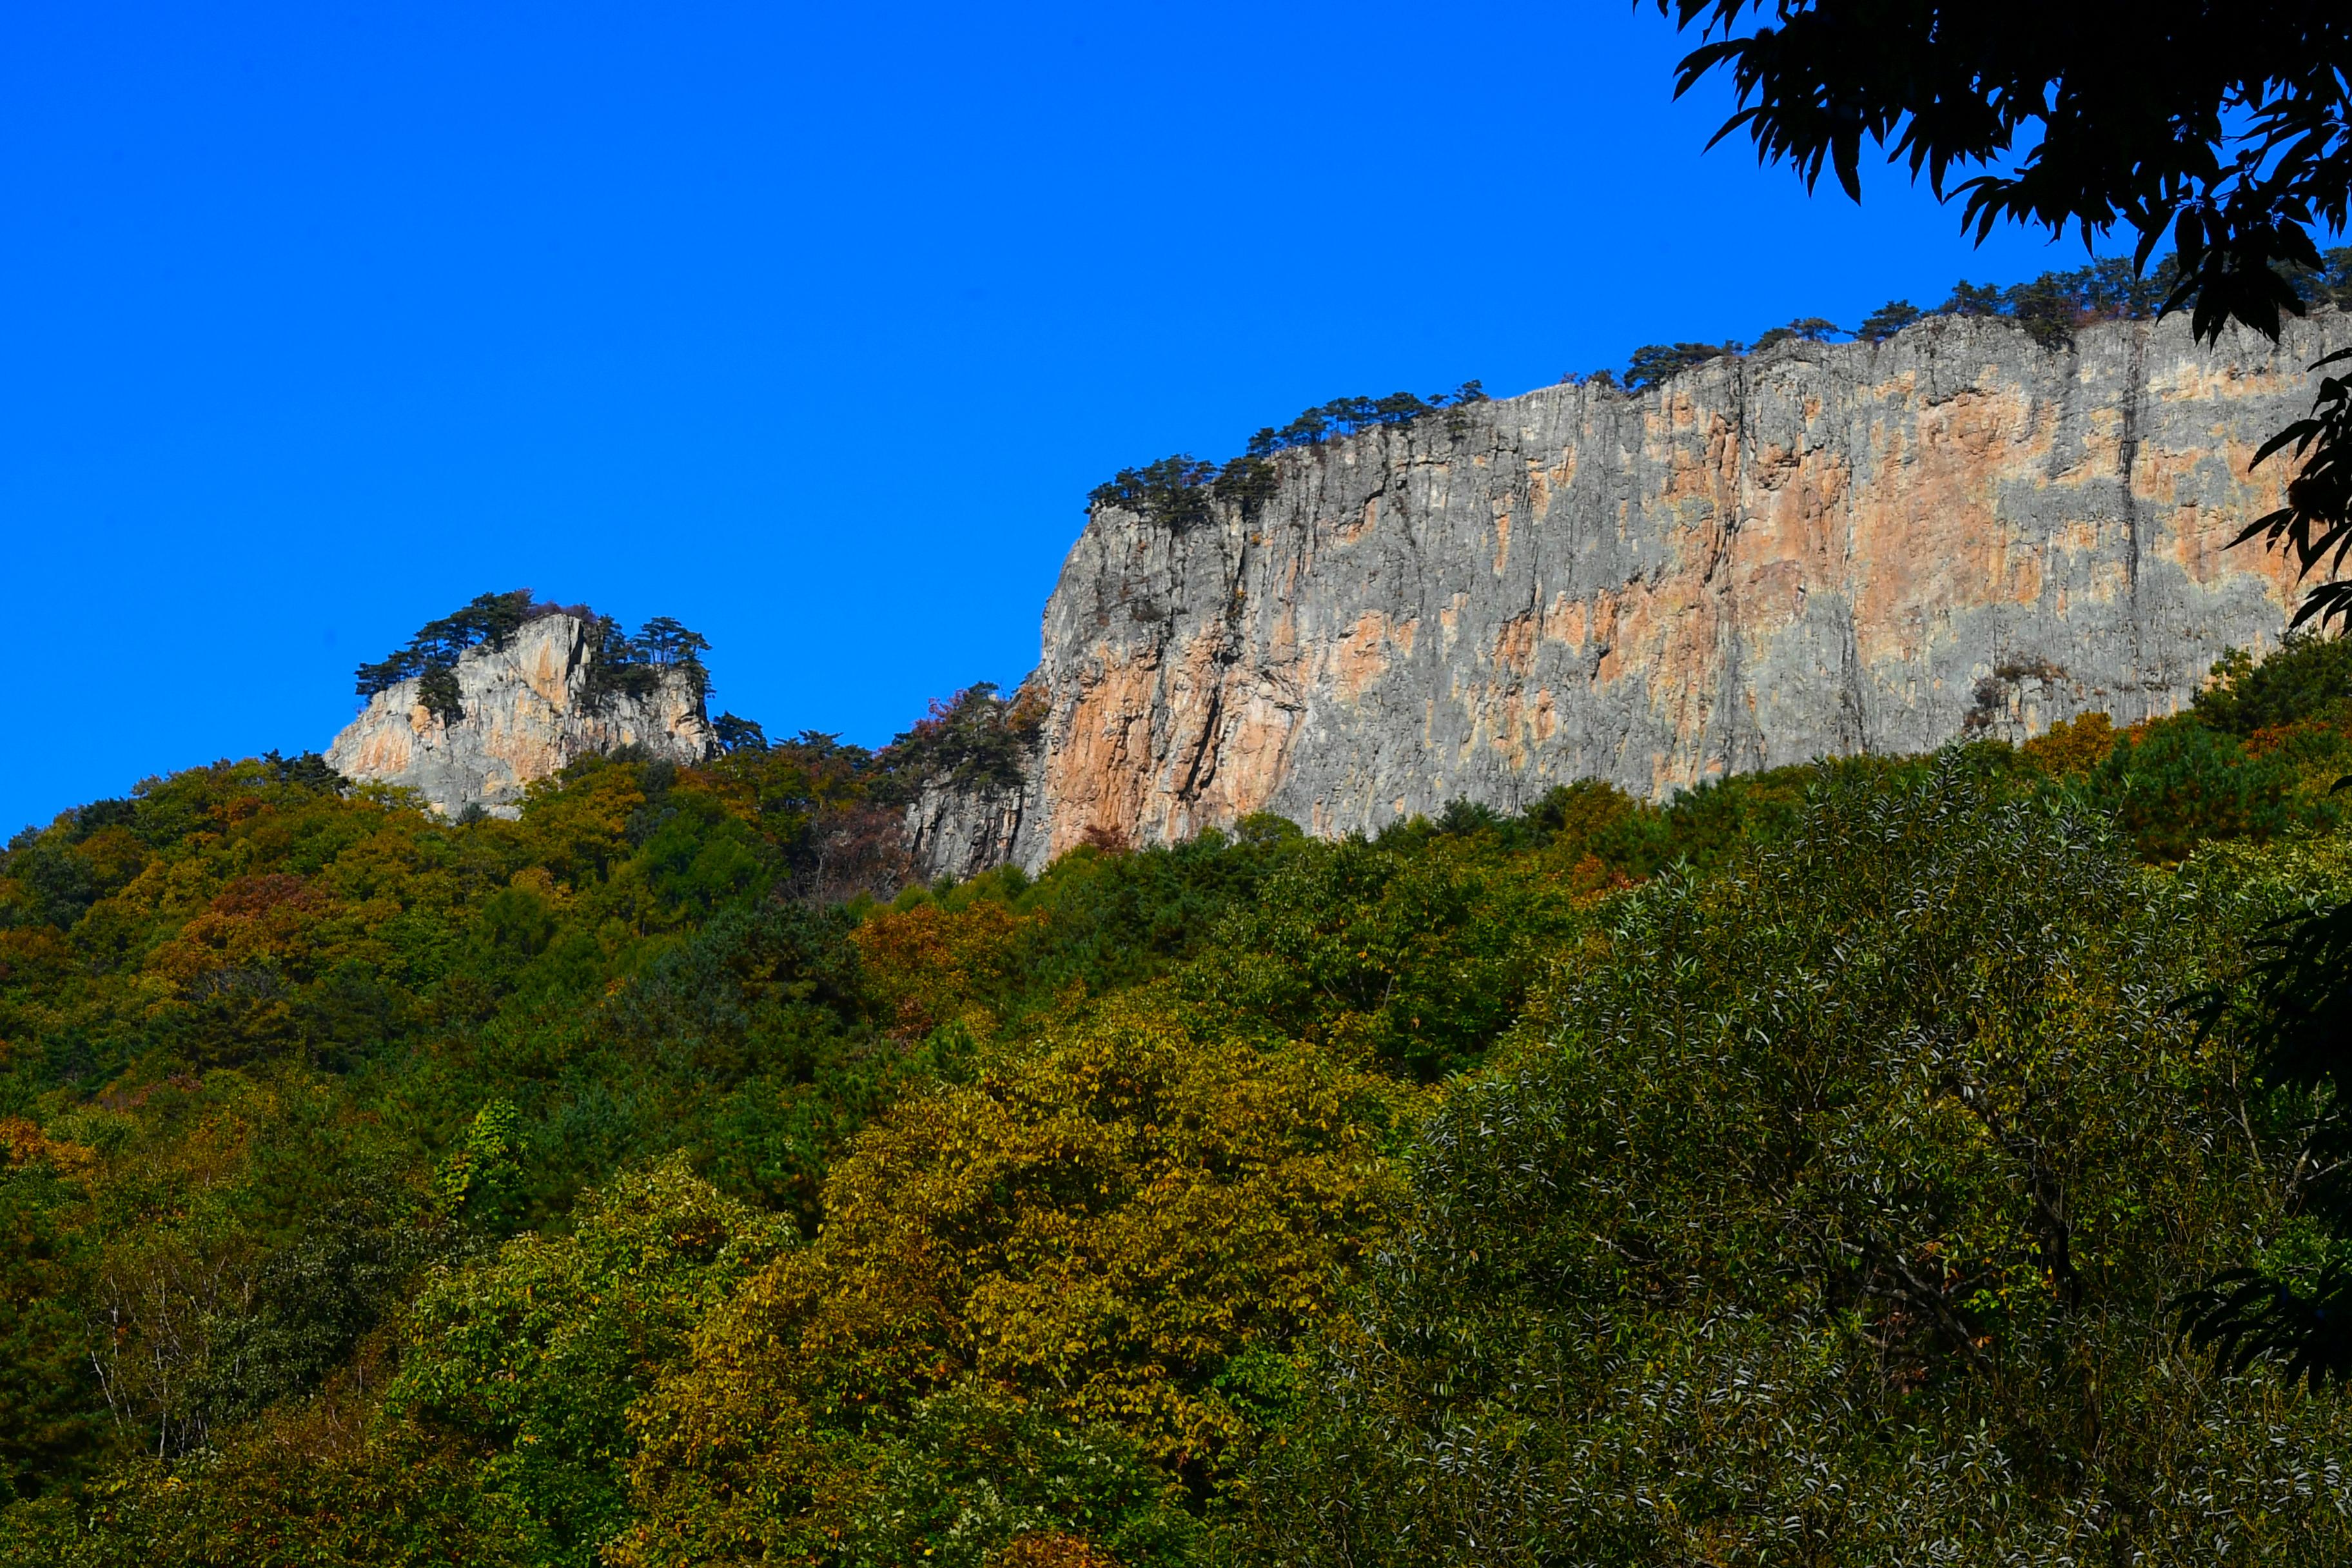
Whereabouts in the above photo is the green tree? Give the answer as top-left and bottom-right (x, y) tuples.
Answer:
(1856, 298), (1923, 340)
(1247, 760), (2352, 1565)
(355, 589), (539, 709)
(877, 682), (1044, 799)
(385, 1159), (789, 1568)
(0, 1137), (100, 1501)
(2193, 632), (2352, 738)
(435, 1100), (527, 1237)
(708, 710), (767, 752)
(1752, 315), (1843, 348)
(1623, 339), (1738, 389)
(1086, 455), (1219, 529)
(1654, 0), (2352, 1397)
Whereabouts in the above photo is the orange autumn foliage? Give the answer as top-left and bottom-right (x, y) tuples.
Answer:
(0, 1117), (94, 1180)
(852, 899), (1040, 1037)
(991, 1533), (1122, 1568)
(2020, 711), (2119, 775)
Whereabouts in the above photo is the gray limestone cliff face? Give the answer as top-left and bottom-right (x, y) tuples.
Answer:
(905, 774), (1034, 884)
(326, 612), (712, 817)
(981, 310), (2349, 873)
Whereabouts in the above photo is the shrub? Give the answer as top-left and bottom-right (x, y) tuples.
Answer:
(2192, 632), (2352, 737)
(2020, 710), (2119, 774)
(2095, 716), (2298, 861)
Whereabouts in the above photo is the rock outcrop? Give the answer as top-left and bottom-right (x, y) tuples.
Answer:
(965, 310), (2349, 874)
(904, 774), (1032, 884)
(327, 612), (711, 816)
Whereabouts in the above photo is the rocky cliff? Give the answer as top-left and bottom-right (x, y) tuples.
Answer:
(956, 309), (2350, 876)
(327, 612), (711, 816)
(904, 776), (1030, 884)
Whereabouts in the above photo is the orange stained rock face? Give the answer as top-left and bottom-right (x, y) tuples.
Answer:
(1002, 315), (2346, 867)
(1525, 448), (1575, 520)
(1491, 611), (1538, 678)
(336, 726), (417, 777)
(520, 637), (571, 706)
(1040, 647), (1161, 858)
(1333, 494), (1378, 544)
(1330, 611), (1404, 700)
(1546, 593), (1589, 651)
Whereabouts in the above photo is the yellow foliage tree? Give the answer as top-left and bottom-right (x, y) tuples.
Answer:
(2020, 710), (2119, 775)
(612, 991), (1413, 1567)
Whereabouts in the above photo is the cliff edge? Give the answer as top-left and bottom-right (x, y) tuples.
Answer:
(961, 310), (2349, 874)
(327, 611), (710, 817)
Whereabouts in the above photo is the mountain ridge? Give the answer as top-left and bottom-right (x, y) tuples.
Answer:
(957, 307), (2349, 875)
(322, 308), (2350, 881)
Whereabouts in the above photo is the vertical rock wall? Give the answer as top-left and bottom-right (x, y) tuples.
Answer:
(326, 612), (711, 817)
(905, 775), (1032, 884)
(991, 311), (2348, 872)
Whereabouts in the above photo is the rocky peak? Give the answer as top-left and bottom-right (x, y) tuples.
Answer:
(327, 611), (711, 818)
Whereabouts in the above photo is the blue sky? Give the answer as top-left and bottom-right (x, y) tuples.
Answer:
(4, 0), (2127, 834)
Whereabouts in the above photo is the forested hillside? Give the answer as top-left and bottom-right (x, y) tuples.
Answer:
(8, 638), (2352, 1563)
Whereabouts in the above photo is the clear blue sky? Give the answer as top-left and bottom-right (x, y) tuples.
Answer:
(4, 0), (2122, 835)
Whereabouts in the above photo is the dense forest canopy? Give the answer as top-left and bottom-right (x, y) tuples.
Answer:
(7, 630), (2352, 1562)
(1654, 0), (2352, 1410)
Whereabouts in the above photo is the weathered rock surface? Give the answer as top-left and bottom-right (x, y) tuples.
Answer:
(326, 612), (710, 817)
(979, 310), (2349, 873)
(905, 775), (1032, 885)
